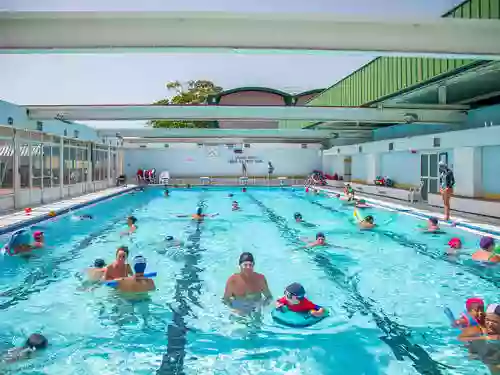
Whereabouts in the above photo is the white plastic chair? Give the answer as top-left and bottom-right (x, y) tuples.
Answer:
(159, 171), (170, 185)
(409, 180), (424, 203)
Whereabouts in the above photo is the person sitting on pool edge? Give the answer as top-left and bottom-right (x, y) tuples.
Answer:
(472, 236), (500, 263)
(112, 255), (156, 293)
(121, 216), (137, 236)
(276, 283), (326, 317)
(103, 246), (133, 280)
(354, 210), (376, 230)
(305, 232), (327, 248)
(87, 258), (107, 281)
(2, 333), (48, 363)
(223, 252), (273, 313)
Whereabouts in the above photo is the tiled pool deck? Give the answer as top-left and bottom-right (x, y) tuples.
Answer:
(0, 185), (135, 235)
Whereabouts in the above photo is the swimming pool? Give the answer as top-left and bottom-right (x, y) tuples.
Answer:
(0, 187), (497, 374)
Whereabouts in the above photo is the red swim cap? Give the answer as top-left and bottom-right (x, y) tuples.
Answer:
(466, 297), (484, 310)
(448, 238), (462, 249)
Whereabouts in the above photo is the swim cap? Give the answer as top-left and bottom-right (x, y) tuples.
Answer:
(25, 333), (48, 350)
(165, 236), (174, 241)
(448, 237), (462, 249)
(133, 255), (147, 274)
(239, 252), (254, 265)
(480, 236), (495, 250)
(466, 297), (484, 310)
(294, 212), (302, 219)
(228, 193), (234, 197)
(33, 231), (44, 241)
(285, 282), (306, 299)
(128, 216), (137, 224)
(196, 206), (203, 215)
(316, 232), (325, 239)
(93, 258), (106, 268)
(486, 304), (500, 316)
(365, 216), (374, 223)
(429, 217), (438, 226)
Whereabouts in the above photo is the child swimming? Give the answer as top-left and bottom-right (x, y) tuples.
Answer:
(276, 283), (325, 317)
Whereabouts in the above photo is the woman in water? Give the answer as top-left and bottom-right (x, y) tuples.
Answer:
(223, 252), (272, 314)
(472, 236), (500, 263)
(120, 216), (137, 236)
(2, 333), (48, 363)
(103, 246), (133, 280)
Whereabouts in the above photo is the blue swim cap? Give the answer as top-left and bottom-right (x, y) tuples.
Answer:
(196, 206), (203, 215)
(285, 282), (306, 299)
(165, 236), (174, 241)
(133, 255), (147, 274)
(316, 232), (325, 239)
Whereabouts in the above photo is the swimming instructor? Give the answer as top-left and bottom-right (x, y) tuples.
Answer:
(223, 252), (272, 312)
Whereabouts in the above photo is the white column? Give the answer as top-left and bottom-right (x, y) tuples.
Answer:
(366, 153), (381, 184)
(438, 85), (447, 104)
(453, 147), (482, 197)
(13, 129), (21, 208)
(59, 137), (64, 198)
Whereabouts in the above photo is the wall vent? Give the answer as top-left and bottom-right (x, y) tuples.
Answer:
(139, 145), (147, 148)
(433, 137), (441, 147)
(388, 142), (394, 151)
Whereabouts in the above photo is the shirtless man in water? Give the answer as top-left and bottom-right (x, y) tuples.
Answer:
(113, 255), (155, 293)
(103, 246), (133, 280)
(223, 252), (272, 313)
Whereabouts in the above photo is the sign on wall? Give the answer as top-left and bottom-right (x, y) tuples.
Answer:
(206, 146), (218, 157)
(228, 155), (263, 164)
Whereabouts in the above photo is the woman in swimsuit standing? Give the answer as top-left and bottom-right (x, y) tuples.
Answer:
(439, 161), (455, 221)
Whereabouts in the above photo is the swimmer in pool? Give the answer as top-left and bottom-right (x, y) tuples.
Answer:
(294, 212), (316, 228)
(223, 252), (272, 312)
(2, 333), (48, 363)
(228, 193), (234, 198)
(177, 206), (218, 221)
(344, 184), (355, 201)
(355, 199), (369, 209)
(120, 216), (137, 236)
(103, 246), (133, 280)
(305, 232), (327, 248)
(472, 236), (500, 263)
(460, 304), (500, 341)
(232, 201), (240, 211)
(164, 235), (183, 248)
(112, 255), (156, 293)
(422, 217), (440, 232)
(453, 297), (486, 330)
(87, 258), (107, 281)
(276, 282), (325, 317)
(354, 210), (376, 230)
(72, 214), (93, 221)
(446, 237), (462, 255)
(164, 188), (169, 197)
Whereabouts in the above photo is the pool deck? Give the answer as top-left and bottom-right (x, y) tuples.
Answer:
(314, 185), (500, 239)
(0, 185), (135, 235)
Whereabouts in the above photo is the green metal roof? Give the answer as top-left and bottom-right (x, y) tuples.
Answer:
(279, 0), (500, 129)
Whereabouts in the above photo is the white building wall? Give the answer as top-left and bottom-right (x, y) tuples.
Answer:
(124, 143), (322, 178)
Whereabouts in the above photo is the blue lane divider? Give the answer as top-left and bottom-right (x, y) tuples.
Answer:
(0, 186), (136, 236)
(157, 193), (207, 375)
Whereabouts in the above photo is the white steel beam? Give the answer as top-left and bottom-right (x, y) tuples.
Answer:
(26, 105), (466, 124)
(2, 12), (500, 58)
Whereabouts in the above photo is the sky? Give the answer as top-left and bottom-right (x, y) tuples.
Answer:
(0, 0), (463, 128)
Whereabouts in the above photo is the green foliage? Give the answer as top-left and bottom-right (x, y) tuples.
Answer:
(150, 80), (223, 128)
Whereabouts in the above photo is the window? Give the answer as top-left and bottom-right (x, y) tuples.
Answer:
(433, 137), (441, 147)
(388, 142), (394, 151)
(0, 139), (14, 192)
(63, 129), (68, 137)
(42, 144), (52, 188)
(51, 144), (60, 187)
(358, 146), (363, 153)
(36, 121), (43, 131)
(32, 143), (43, 188)
(74, 130), (79, 138)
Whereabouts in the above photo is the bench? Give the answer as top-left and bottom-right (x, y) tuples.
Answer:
(428, 193), (500, 219)
(348, 182), (419, 202)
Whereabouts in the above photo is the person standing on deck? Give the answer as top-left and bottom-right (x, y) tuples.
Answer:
(242, 160), (247, 177)
(439, 161), (455, 221)
(267, 161), (274, 184)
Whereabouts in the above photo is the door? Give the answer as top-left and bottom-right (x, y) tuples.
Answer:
(343, 157), (352, 182)
(420, 152), (446, 200)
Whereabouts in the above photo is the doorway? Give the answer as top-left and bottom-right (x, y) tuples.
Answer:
(343, 157), (352, 182)
(420, 152), (448, 200)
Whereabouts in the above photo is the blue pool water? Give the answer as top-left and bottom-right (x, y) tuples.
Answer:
(0, 187), (498, 374)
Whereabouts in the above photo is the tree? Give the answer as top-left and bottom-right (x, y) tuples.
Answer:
(150, 80), (223, 128)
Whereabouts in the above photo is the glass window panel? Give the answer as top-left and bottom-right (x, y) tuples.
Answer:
(63, 146), (71, 185)
(421, 155), (428, 176)
(429, 179), (438, 194)
(32, 143), (42, 188)
(20, 143), (30, 188)
(429, 154), (438, 178)
(0, 139), (14, 192)
(43, 145), (52, 188)
(52, 145), (60, 187)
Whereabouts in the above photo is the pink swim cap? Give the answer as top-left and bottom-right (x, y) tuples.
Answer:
(33, 230), (43, 241)
(466, 297), (484, 310)
(448, 237), (462, 249)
